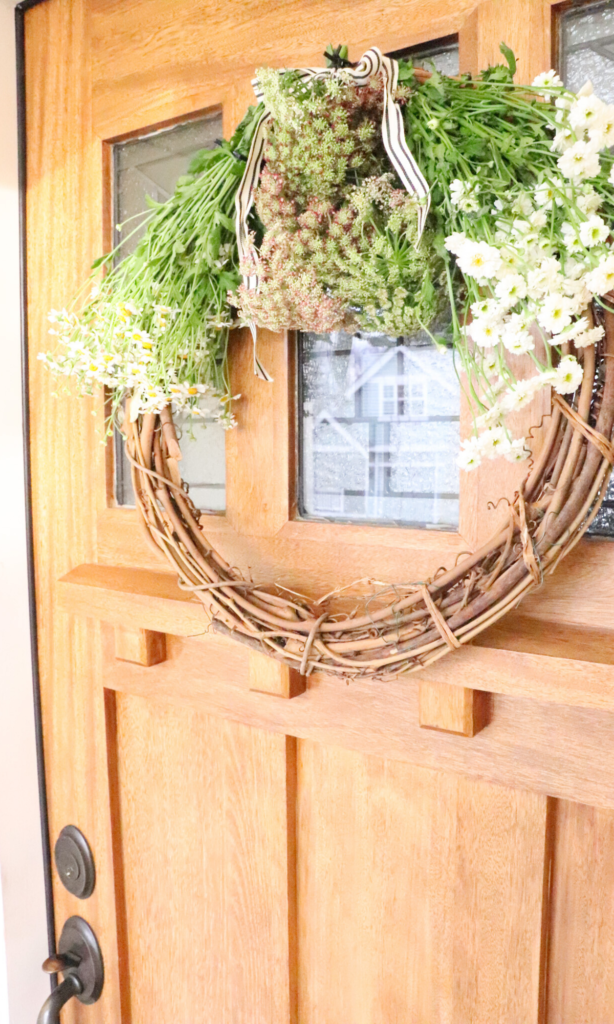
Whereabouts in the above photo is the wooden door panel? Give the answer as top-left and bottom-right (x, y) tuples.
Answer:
(111, 693), (296, 1023)
(547, 801), (614, 1023)
(297, 743), (548, 1024)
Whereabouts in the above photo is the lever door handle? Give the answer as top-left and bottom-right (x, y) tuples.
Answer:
(37, 974), (83, 1024)
(36, 917), (104, 1024)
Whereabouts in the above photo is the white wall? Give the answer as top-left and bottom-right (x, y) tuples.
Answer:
(0, 2), (50, 1020)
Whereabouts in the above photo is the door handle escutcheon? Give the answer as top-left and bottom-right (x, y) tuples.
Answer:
(36, 917), (104, 1024)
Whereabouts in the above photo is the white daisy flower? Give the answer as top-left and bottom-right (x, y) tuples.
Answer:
(500, 378), (539, 412)
(444, 231), (468, 254)
(475, 404), (503, 430)
(470, 318), (504, 349)
(504, 438), (531, 463)
(562, 221), (582, 254)
(576, 189), (602, 215)
(457, 439), (482, 471)
(573, 324), (605, 348)
(456, 241), (503, 281)
(502, 328), (535, 355)
(579, 214), (609, 247)
(558, 140), (601, 182)
(538, 294), (575, 334)
(569, 94), (606, 131)
(553, 355), (583, 394)
(512, 193), (534, 216)
(551, 127), (574, 154)
(585, 254), (614, 296)
(478, 426), (511, 460)
(532, 70), (563, 92)
(495, 274), (527, 308)
(470, 297), (502, 321)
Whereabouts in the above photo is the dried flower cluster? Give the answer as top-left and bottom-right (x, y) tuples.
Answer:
(235, 69), (444, 335)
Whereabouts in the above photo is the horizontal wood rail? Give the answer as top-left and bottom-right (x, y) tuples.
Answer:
(58, 563), (614, 713)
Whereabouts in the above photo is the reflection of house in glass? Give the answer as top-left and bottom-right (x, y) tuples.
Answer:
(300, 331), (460, 528)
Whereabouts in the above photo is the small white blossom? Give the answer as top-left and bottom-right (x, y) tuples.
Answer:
(558, 140), (601, 182)
(450, 178), (480, 213)
(533, 70), (563, 92)
(512, 193), (534, 216)
(478, 426), (511, 460)
(500, 378), (539, 413)
(552, 127), (574, 153)
(470, 318), (504, 349)
(553, 355), (583, 394)
(504, 438), (531, 463)
(456, 240), (502, 281)
(470, 297), (502, 321)
(475, 404), (503, 430)
(503, 327), (535, 355)
(579, 214), (609, 247)
(573, 324), (605, 347)
(569, 94), (606, 132)
(585, 254), (614, 296)
(444, 231), (467, 254)
(458, 439), (482, 471)
(538, 294), (575, 334)
(495, 274), (527, 308)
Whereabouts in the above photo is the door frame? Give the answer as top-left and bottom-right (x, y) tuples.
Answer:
(18, 0), (609, 1015)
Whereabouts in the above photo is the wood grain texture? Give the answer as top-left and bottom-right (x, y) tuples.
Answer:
(249, 651), (306, 699)
(59, 563), (614, 714)
(114, 693), (297, 1024)
(419, 680), (488, 736)
(114, 626), (166, 666)
(89, 0), (476, 138)
(546, 801), (614, 1023)
(297, 742), (549, 1024)
(226, 328), (292, 536)
(25, 3), (122, 1021)
(100, 626), (614, 812)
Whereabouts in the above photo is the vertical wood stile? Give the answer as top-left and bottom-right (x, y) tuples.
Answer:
(25, 2), (123, 1020)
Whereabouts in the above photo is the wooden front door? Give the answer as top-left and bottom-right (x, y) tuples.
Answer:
(26, 1), (614, 1021)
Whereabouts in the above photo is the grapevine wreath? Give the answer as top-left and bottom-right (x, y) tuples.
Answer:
(42, 45), (614, 679)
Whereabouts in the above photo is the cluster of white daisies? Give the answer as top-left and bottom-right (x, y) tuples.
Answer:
(39, 298), (236, 427)
(445, 73), (614, 471)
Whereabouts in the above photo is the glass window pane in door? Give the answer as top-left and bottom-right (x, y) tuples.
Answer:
(389, 35), (459, 76)
(299, 328), (460, 529)
(298, 38), (460, 530)
(113, 112), (226, 511)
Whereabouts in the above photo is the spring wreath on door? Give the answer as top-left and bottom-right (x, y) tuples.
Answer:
(41, 44), (614, 679)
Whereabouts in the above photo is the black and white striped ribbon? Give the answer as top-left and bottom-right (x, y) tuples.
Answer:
(235, 46), (430, 380)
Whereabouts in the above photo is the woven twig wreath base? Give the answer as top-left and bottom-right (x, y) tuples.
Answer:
(124, 307), (614, 680)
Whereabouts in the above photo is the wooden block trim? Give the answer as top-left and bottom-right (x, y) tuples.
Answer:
(419, 681), (489, 737)
(114, 626), (167, 667)
(59, 564), (614, 713)
(249, 651), (306, 699)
